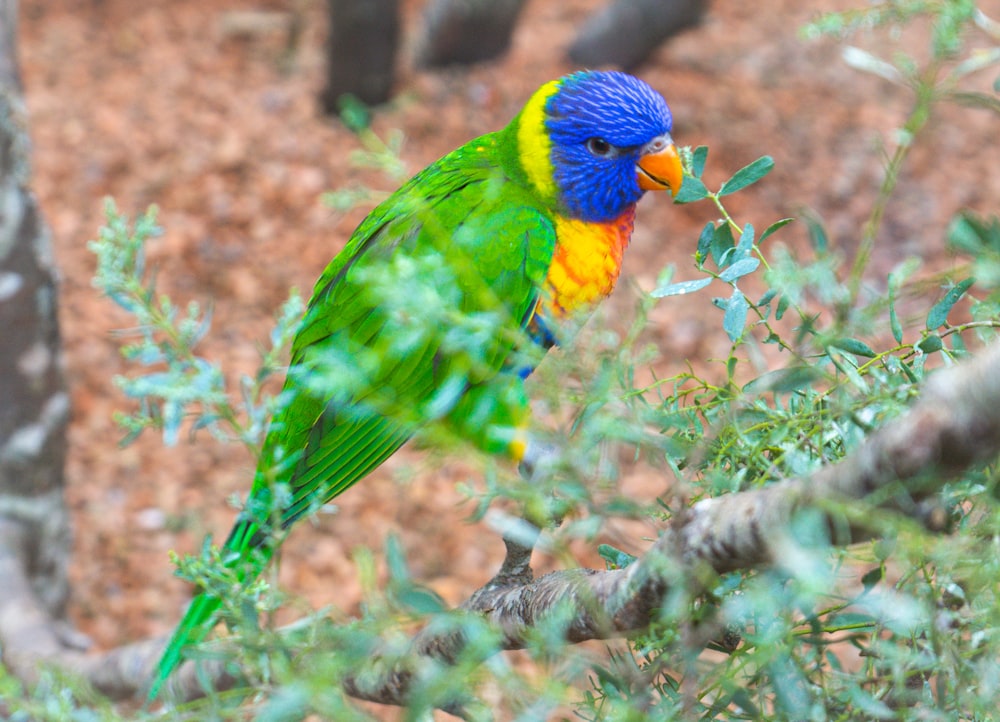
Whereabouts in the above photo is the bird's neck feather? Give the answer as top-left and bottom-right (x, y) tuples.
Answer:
(543, 205), (637, 317)
(503, 80), (561, 206)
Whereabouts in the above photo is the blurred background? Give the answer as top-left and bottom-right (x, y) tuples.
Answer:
(17, 0), (998, 661)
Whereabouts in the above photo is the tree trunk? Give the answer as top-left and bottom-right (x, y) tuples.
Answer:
(414, 0), (528, 69)
(568, 0), (707, 70)
(319, 0), (400, 114)
(0, 0), (73, 621)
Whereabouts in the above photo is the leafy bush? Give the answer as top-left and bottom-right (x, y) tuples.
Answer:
(9, 2), (1000, 720)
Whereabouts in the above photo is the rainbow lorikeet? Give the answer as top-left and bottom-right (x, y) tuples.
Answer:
(151, 70), (682, 700)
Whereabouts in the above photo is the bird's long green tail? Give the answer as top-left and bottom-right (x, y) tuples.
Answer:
(148, 591), (223, 702)
(148, 521), (272, 703)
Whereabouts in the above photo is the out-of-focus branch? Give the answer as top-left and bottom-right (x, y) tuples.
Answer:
(341, 340), (1000, 709)
(3, 342), (1000, 710)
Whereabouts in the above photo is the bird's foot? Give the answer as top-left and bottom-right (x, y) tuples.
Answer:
(518, 437), (563, 481)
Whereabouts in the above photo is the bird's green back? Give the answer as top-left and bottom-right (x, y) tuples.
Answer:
(226, 127), (557, 561)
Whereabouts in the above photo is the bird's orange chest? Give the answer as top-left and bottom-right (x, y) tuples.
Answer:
(542, 206), (636, 317)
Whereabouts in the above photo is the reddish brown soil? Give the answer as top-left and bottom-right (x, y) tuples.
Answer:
(16, 0), (999, 715)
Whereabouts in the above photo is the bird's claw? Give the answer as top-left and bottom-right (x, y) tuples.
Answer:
(518, 438), (563, 481)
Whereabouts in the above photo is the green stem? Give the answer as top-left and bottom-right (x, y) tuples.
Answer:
(847, 71), (938, 303)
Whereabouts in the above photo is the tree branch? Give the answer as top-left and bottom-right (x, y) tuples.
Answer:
(3, 342), (1000, 710)
(342, 341), (1000, 708)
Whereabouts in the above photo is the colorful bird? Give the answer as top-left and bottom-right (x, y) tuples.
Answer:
(151, 70), (682, 700)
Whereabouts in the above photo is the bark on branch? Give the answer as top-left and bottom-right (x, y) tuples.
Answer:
(340, 342), (1000, 709)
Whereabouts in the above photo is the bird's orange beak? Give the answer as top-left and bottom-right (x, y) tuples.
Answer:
(637, 138), (683, 197)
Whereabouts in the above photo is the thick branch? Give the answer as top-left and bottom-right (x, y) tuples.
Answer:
(341, 341), (1000, 707)
(4, 343), (1000, 707)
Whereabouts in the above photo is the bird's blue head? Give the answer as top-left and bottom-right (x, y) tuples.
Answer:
(514, 71), (683, 224)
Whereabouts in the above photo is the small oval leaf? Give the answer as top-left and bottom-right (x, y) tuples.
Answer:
(673, 175), (709, 204)
(742, 366), (821, 394)
(718, 156), (774, 197)
(926, 277), (975, 329)
(651, 277), (713, 298)
(917, 334), (943, 354)
(396, 584), (447, 614)
(696, 222), (715, 262)
(776, 294), (790, 320)
(861, 566), (883, 591)
(736, 223), (755, 257)
(889, 287), (903, 344)
(691, 145), (709, 178)
(829, 337), (876, 358)
(711, 224), (735, 268)
(723, 290), (749, 342)
(760, 217), (794, 244)
(719, 257), (760, 283)
(598, 543), (637, 569)
(804, 212), (830, 254)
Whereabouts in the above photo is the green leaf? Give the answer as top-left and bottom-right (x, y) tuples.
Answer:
(888, 281), (903, 344)
(899, 358), (920, 383)
(395, 584), (447, 614)
(598, 544), (637, 569)
(804, 212), (829, 254)
(917, 334), (943, 354)
(775, 294), (790, 320)
(338, 93), (372, 132)
(873, 536), (895, 561)
(760, 217), (794, 244)
(258, 687), (310, 722)
(651, 276), (712, 298)
(384, 533), (410, 582)
(757, 288), (778, 306)
(769, 654), (811, 716)
(673, 175), (708, 204)
(718, 156), (774, 197)
(825, 650), (843, 672)
(691, 145), (709, 177)
(830, 350), (868, 392)
(654, 263), (675, 288)
(861, 566), (883, 591)
(948, 212), (1000, 254)
(728, 688), (761, 717)
(829, 337), (876, 358)
(949, 91), (1000, 115)
(711, 224), (735, 268)
(719, 257), (760, 283)
(827, 611), (878, 631)
(742, 366), (821, 394)
(696, 222), (714, 262)
(723, 290), (749, 342)
(926, 277), (974, 329)
(735, 223), (755, 258)
(162, 400), (183, 447)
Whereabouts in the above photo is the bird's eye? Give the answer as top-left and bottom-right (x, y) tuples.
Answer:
(586, 137), (613, 157)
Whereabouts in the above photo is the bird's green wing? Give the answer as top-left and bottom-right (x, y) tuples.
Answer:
(242, 134), (556, 538)
(150, 134), (556, 702)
